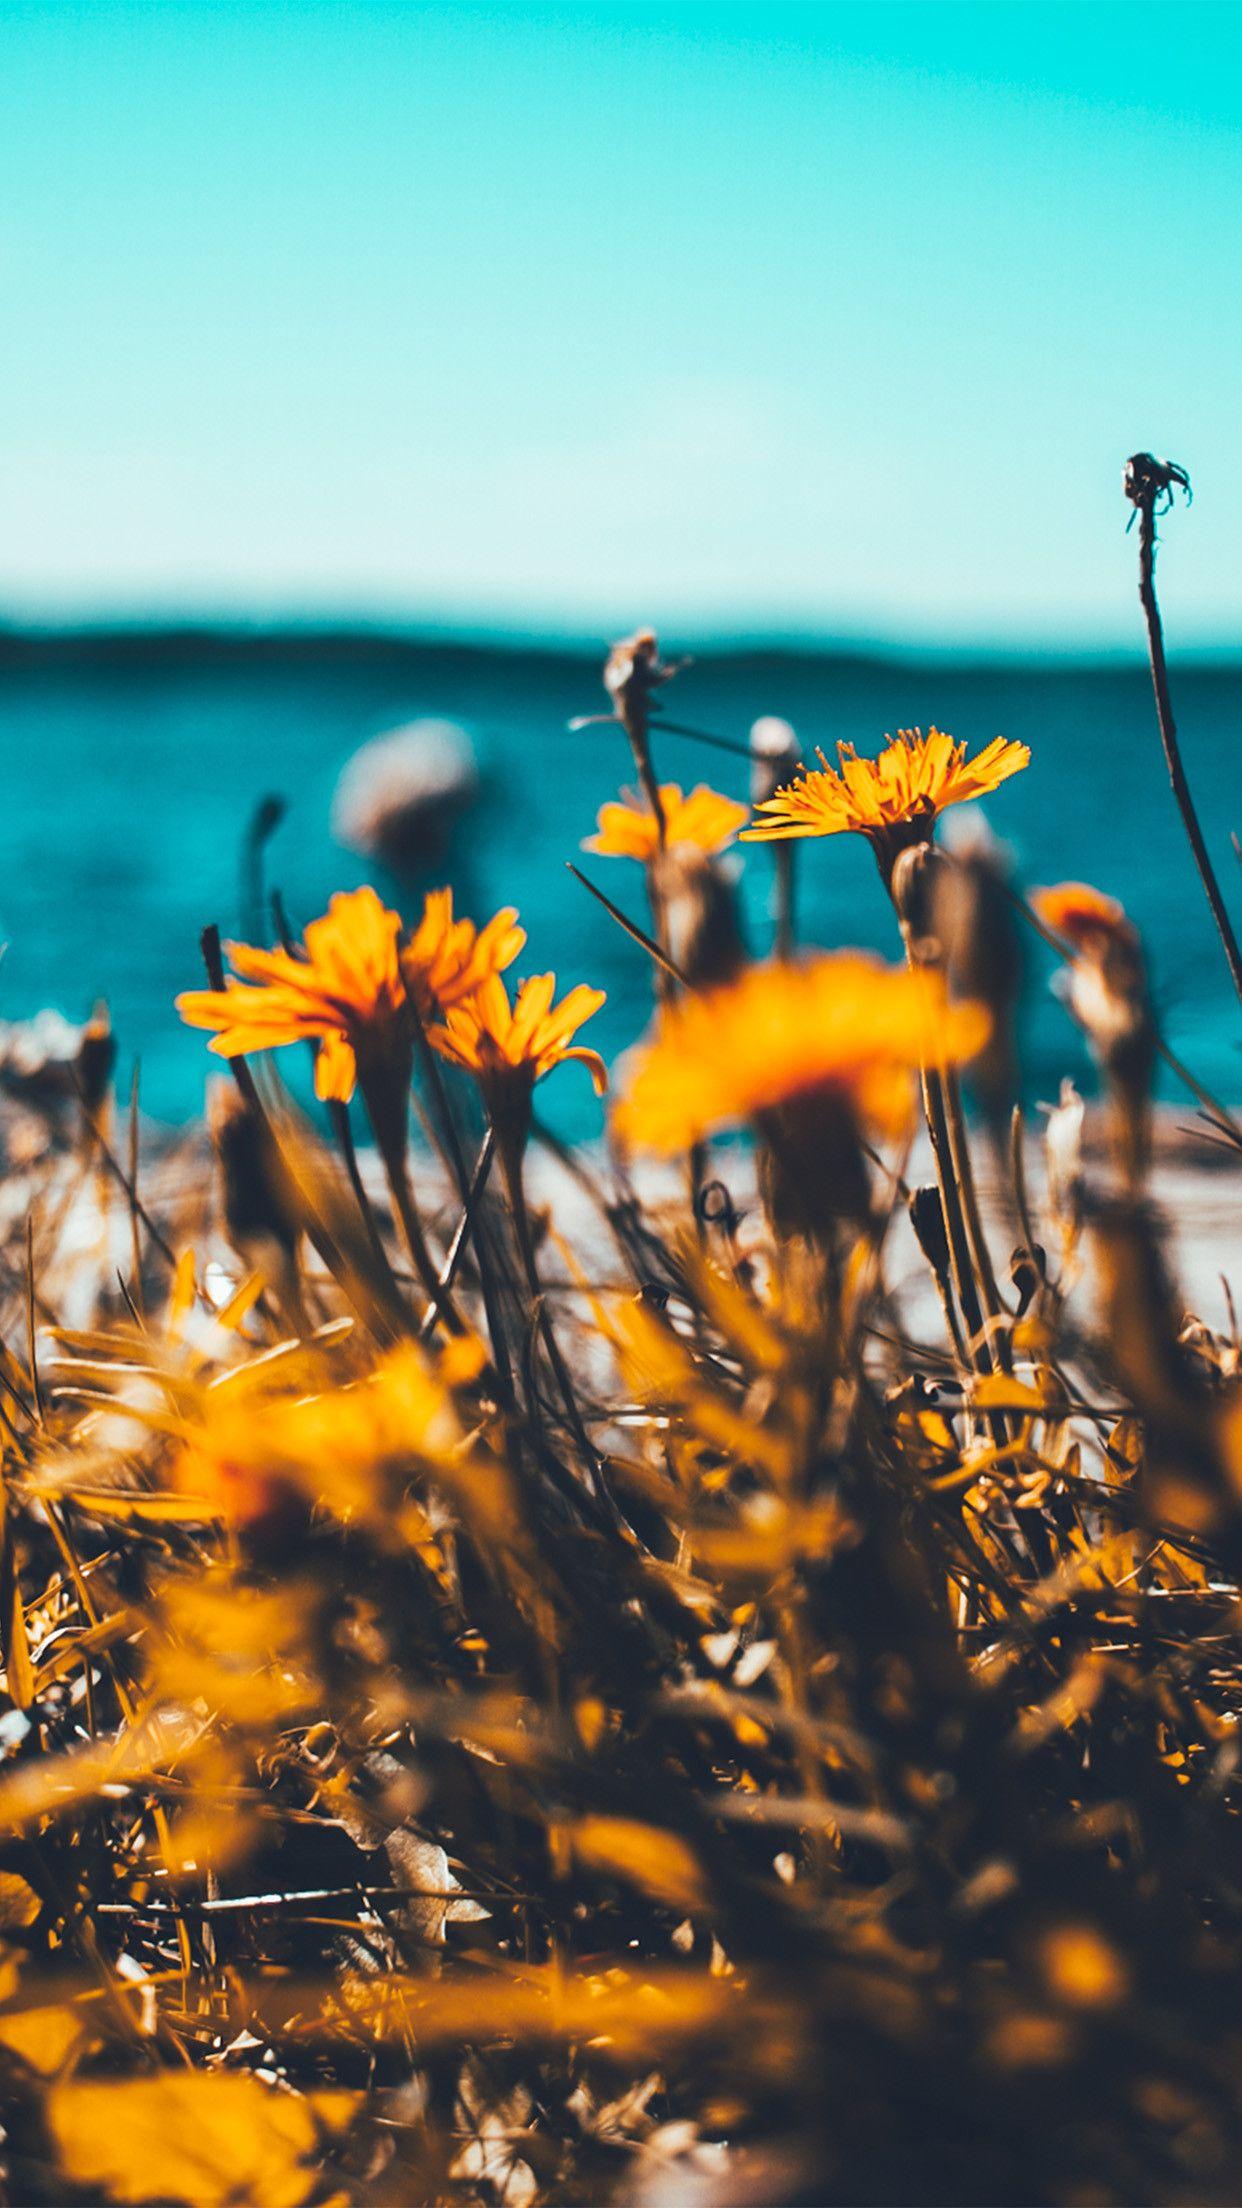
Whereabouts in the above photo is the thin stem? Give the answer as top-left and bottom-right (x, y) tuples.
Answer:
(329, 1098), (390, 1275)
(410, 1010), (514, 1391)
(374, 1128), (464, 1338)
(495, 1117), (621, 1534)
(1009, 1106), (1045, 1286)
(621, 691), (667, 848)
(417, 1130), (497, 1345)
(127, 1062), (145, 1320)
(773, 842), (796, 961)
(74, 1072), (179, 1276)
(566, 865), (687, 986)
(199, 929), (403, 1343)
(1130, 467), (1242, 1000)
(649, 716), (758, 762)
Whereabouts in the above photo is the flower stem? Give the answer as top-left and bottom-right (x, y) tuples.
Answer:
(410, 1008), (514, 1392)
(330, 1099), (390, 1274)
(1127, 455), (1242, 1001)
(495, 1117), (622, 1534)
(361, 1070), (464, 1337)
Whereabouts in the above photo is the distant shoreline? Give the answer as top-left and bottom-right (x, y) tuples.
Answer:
(5, 619), (1242, 678)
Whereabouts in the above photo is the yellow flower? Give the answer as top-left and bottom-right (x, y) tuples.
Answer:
(177, 886), (529, 1105)
(429, 973), (608, 1098)
(613, 954), (989, 1154)
(583, 782), (750, 863)
(401, 888), (525, 1019)
(176, 885), (406, 1103)
(742, 727), (1029, 866)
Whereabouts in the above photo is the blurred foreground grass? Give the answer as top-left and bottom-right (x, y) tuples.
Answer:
(0, 634), (1237, 2206)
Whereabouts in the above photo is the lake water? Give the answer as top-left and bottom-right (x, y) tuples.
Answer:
(1, 629), (1240, 1137)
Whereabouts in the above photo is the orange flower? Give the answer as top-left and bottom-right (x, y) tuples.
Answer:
(742, 727), (1029, 871)
(583, 782), (750, 863)
(613, 954), (989, 1155)
(176, 885), (406, 1104)
(401, 888), (525, 1018)
(1032, 881), (1128, 950)
(429, 973), (608, 1099)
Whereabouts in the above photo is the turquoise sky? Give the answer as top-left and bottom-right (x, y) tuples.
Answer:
(5, 1), (1242, 644)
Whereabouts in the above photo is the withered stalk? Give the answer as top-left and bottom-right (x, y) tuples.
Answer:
(1126, 452), (1242, 1001)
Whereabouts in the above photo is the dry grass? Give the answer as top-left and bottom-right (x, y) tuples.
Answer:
(0, 638), (1237, 2208)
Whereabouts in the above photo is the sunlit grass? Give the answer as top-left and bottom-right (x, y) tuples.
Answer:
(0, 651), (1238, 2206)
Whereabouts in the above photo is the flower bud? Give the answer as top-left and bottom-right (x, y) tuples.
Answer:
(931, 824), (1023, 1124)
(649, 846), (746, 991)
(208, 1080), (302, 1316)
(1034, 885), (1154, 1188)
(603, 628), (671, 745)
(757, 1088), (872, 1242)
(749, 717), (800, 809)
(77, 1001), (116, 1125)
(908, 1184), (951, 1281)
(1042, 1078), (1085, 1236)
(889, 842), (946, 950)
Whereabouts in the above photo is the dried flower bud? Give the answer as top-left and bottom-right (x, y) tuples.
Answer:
(889, 841), (946, 948)
(1009, 1246), (1044, 1316)
(649, 846), (746, 991)
(758, 1088), (871, 1242)
(932, 821), (1023, 1122)
(208, 1080), (302, 1313)
(77, 1000), (116, 1123)
(1042, 1079), (1085, 1233)
(1035, 884), (1154, 1187)
(1068, 927), (1153, 1096)
(1124, 452), (1191, 513)
(749, 717), (800, 809)
(1090, 1194), (1231, 1543)
(908, 1185), (951, 1281)
(603, 628), (674, 743)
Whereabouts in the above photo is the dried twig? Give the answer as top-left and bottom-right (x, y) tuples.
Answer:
(1125, 452), (1242, 1000)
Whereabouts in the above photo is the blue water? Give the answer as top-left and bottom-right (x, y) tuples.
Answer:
(1, 630), (1240, 1137)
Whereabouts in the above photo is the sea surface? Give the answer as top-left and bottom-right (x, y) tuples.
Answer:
(1, 627), (1240, 1139)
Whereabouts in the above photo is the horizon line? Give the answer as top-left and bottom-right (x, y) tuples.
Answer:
(5, 610), (1242, 670)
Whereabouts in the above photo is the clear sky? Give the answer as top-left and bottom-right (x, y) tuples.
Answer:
(5, 0), (1242, 646)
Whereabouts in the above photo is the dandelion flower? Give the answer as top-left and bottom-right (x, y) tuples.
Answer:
(429, 972), (608, 1101)
(401, 887), (525, 1019)
(584, 783), (749, 864)
(742, 727), (1029, 875)
(614, 954), (989, 1156)
(176, 885), (406, 1103)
